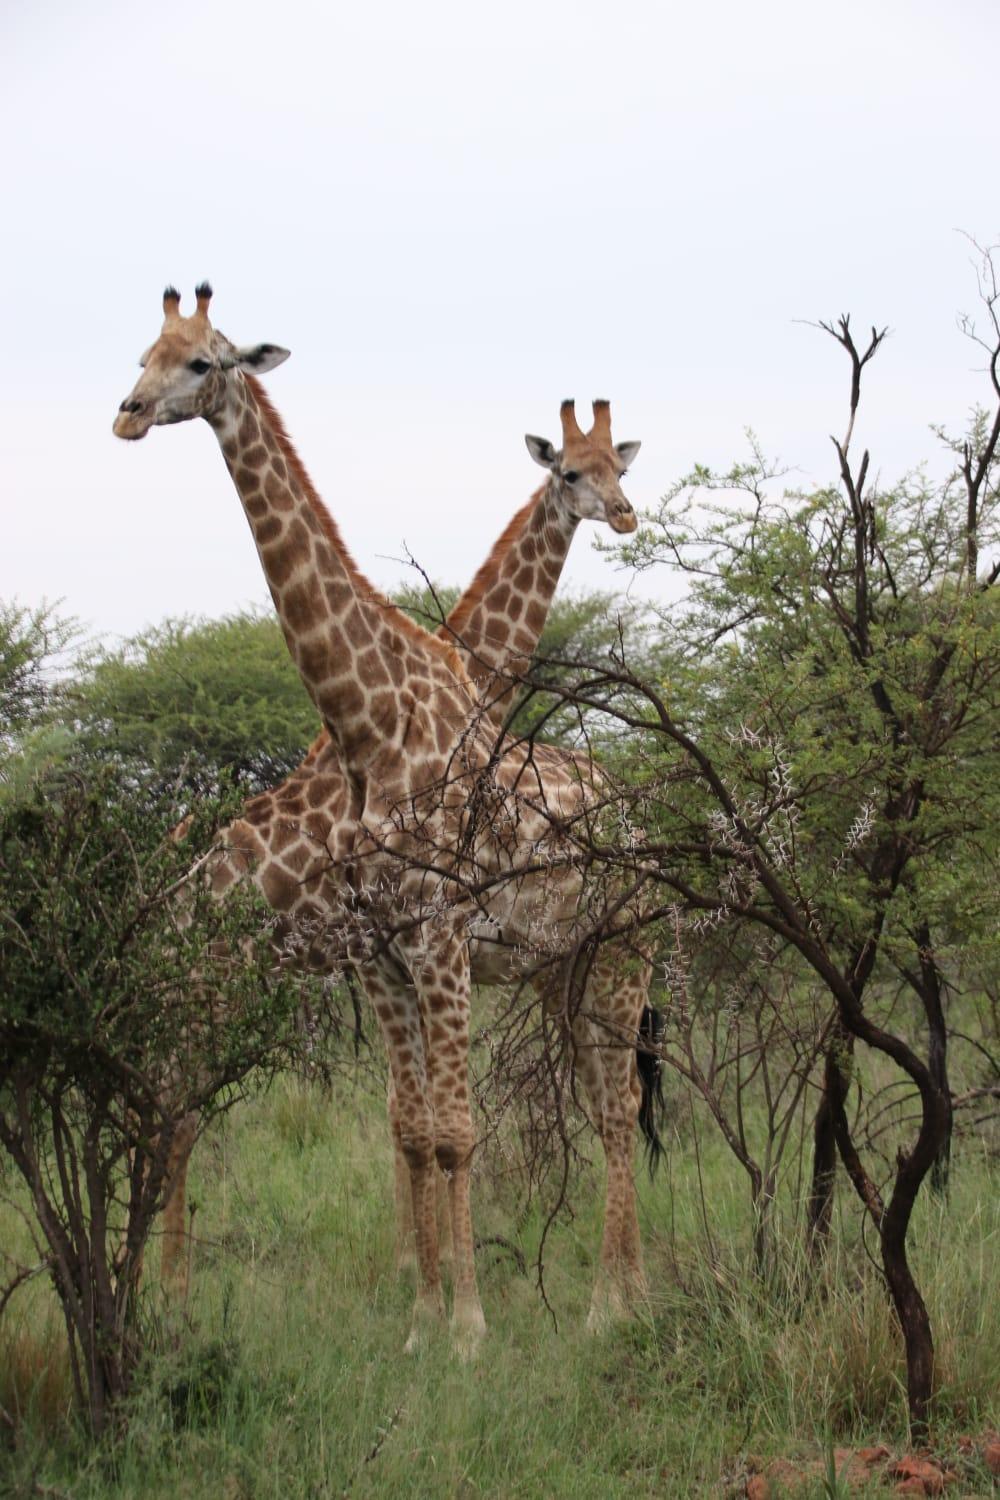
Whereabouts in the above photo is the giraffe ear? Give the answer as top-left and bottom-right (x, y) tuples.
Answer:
(230, 343), (291, 374)
(525, 434), (559, 471)
(616, 439), (641, 467)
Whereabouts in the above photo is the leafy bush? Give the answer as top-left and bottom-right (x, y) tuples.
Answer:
(68, 611), (320, 793)
(0, 764), (303, 1435)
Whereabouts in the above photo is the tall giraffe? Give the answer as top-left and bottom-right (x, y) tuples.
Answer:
(114, 287), (656, 1351)
(155, 400), (643, 1291)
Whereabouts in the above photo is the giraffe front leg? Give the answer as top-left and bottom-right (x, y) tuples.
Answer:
(389, 1053), (453, 1282)
(445, 1164), (484, 1358)
(400, 1121), (446, 1351)
(363, 964), (445, 1349)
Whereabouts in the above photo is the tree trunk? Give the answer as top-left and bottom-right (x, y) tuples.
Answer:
(915, 924), (952, 1196)
(751, 1174), (778, 1283)
(877, 1082), (949, 1437)
(806, 1086), (836, 1258)
(821, 987), (950, 1435)
(880, 1212), (935, 1436)
(927, 1019), (952, 1196)
(806, 1028), (853, 1260)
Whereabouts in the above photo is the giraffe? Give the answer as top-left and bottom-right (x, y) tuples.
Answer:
(113, 286), (657, 1351)
(155, 400), (644, 1291)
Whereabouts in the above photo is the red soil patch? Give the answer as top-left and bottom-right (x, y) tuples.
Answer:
(741, 1432), (997, 1496)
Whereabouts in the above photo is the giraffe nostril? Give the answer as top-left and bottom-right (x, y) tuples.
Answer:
(120, 398), (145, 415)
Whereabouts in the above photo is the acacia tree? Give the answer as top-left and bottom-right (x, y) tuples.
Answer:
(495, 261), (1000, 1430)
(0, 766), (302, 1436)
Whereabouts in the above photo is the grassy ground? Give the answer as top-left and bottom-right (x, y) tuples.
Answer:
(1, 1074), (998, 1498)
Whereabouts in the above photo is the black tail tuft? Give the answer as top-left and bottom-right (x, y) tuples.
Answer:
(637, 1004), (666, 1177)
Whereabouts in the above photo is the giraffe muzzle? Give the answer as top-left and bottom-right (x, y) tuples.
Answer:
(113, 397), (153, 440)
(609, 502), (638, 535)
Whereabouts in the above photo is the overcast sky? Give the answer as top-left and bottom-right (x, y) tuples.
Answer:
(2, 0), (997, 646)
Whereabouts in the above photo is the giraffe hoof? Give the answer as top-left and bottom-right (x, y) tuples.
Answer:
(451, 1328), (485, 1363)
(585, 1305), (614, 1335)
(404, 1292), (446, 1353)
(395, 1250), (418, 1284)
(403, 1325), (425, 1355)
(450, 1300), (486, 1361)
(585, 1280), (629, 1334)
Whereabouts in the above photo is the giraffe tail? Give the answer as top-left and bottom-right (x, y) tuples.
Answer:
(636, 1004), (666, 1177)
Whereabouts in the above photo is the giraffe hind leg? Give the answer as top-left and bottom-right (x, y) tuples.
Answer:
(568, 959), (654, 1330)
(407, 930), (485, 1357)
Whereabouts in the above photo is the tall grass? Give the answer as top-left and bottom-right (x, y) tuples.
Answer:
(1, 1076), (997, 1498)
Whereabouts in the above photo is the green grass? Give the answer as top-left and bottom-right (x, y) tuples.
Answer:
(1, 1075), (998, 1498)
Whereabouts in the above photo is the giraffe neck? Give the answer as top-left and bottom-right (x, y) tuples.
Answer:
(209, 374), (469, 771)
(443, 479), (577, 720)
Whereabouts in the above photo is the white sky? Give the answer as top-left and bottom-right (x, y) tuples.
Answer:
(2, 0), (997, 646)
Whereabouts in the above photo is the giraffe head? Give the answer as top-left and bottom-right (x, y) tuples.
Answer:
(524, 400), (640, 534)
(113, 284), (289, 440)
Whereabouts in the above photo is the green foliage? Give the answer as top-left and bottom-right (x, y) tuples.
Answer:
(391, 580), (460, 629)
(68, 611), (320, 793)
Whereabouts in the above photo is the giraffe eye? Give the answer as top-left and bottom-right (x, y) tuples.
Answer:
(562, 470), (579, 485)
(188, 358), (212, 375)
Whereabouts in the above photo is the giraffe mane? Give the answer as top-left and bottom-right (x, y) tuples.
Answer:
(445, 484), (546, 638)
(244, 376), (469, 680)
